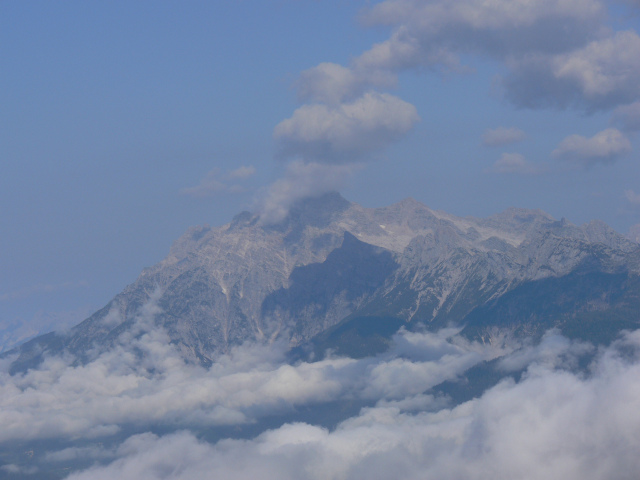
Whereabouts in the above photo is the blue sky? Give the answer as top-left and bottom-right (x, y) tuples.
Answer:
(2, 0), (640, 344)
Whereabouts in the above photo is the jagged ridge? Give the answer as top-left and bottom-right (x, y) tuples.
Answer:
(8, 192), (640, 372)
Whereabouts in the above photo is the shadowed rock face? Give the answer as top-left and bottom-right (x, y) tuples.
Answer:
(8, 192), (640, 373)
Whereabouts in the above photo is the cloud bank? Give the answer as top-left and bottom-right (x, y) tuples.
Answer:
(2, 295), (638, 480)
(58, 330), (640, 480)
(0, 298), (496, 444)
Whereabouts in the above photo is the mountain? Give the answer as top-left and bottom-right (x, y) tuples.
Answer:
(8, 193), (640, 373)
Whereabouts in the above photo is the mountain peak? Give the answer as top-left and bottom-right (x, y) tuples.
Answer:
(277, 191), (352, 229)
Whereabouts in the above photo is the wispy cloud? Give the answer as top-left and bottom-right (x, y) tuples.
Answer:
(612, 101), (640, 132)
(491, 153), (541, 175)
(257, 161), (362, 224)
(624, 189), (640, 205)
(181, 166), (256, 198)
(0, 296), (505, 444)
(0, 306), (93, 353)
(483, 127), (526, 147)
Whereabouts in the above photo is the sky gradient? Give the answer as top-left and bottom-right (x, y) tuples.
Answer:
(2, 0), (640, 346)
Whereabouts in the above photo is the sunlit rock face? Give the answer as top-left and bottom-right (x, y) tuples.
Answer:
(9, 192), (640, 372)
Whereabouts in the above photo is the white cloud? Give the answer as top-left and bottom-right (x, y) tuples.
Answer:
(273, 92), (419, 164)
(354, 27), (466, 76)
(0, 296), (496, 444)
(506, 31), (640, 110)
(360, 0), (605, 61)
(6, 294), (640, 480)
(0, 464), (38, 475)
(625, 189), (640, 205)
(492, 153), (540, 174)
(228, 166), (256, 179)
(180, 166), (256, 198)
(483, 127), (526, 146)
(552, 31), (640, 106)
(612, 101), (640, 132)
(497, 329), (594, 372)
(296, 63), (365, 105)
(346, 1), (640, 112)
(0, 306), (92, 354)
(64, 330), (640, 480)
(256, 161), (361, 224)
(552, 128), (631, 165)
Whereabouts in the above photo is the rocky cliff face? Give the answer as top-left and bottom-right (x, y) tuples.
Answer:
(9, 193), (640, 372)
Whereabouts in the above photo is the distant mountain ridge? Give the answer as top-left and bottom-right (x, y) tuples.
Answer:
(9, 192), (640, 372)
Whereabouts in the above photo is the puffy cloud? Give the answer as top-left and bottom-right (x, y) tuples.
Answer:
(349, 1), (640, 112)
(7, 293), (640, 480)
(505, 31), (640, 110)
(553, 31), (640, 99)
(360, 0), (605, 61)
(273, 0), (628, 223)
(551, 128), (631, 165)
(296, 63), (365, 105)
(273, 92), (419, 164)
(482, 127), (526, 147)
(180, 166), (256, 198)
(65, 330), (640, 480)
(491, 153), (540, 175)
(354, 27), (466, 76)
(612, 101), (640, 132)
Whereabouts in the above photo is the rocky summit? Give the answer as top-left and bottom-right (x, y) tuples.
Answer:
(10, 193), (640, 372)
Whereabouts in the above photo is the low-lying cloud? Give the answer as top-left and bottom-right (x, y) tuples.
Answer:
(3, 293), (639, 480)
(0, 298), (496, 445)
(59, 330), (640, 480)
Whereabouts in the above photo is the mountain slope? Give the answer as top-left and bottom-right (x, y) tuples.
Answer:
(8, 193), (640, 372)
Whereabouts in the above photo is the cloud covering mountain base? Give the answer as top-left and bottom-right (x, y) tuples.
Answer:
(63, 331), (640, 480)
(2, 294), (640, 479)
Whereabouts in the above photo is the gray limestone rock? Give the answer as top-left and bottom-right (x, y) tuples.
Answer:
(8, 192), (640, 372)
